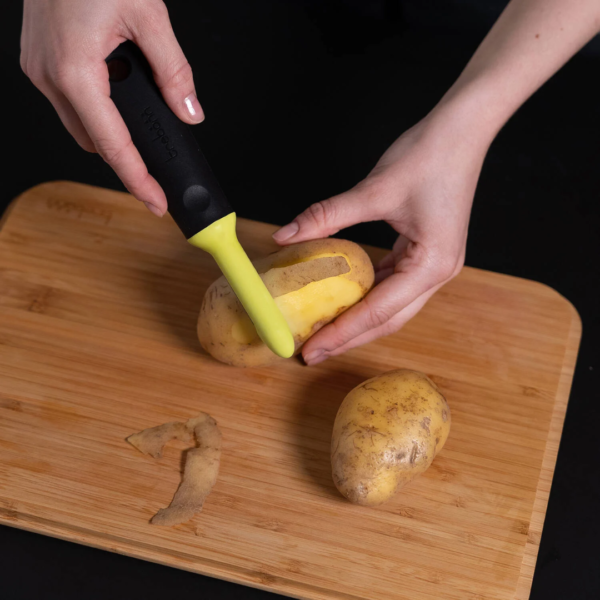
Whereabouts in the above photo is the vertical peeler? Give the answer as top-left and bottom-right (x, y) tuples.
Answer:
(106, 42), (294, 359)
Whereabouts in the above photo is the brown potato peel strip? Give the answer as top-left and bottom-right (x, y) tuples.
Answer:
(127, 421), (193, 459)
(260, 255), (350, 298)
(127, 413), (222, 526)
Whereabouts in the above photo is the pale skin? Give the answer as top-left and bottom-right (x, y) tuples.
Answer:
(20, 0), (203, 217)
(21, 0), (600, 364)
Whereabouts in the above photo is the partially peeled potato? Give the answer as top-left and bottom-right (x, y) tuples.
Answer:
(197, 238), (374, 367)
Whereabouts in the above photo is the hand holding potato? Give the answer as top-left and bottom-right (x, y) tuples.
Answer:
(272, 0), (600, 365)
(273, 114), (486, 365)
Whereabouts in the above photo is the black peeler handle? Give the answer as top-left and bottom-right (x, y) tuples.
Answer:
(106, 41), (232, 239)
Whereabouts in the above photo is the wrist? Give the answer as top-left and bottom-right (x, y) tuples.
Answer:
(425, 76), (510, 157)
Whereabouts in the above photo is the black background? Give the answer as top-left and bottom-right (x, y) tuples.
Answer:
(1, 1), (599, 598)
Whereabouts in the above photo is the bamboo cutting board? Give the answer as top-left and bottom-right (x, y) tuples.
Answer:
(0, 182), (580, 600)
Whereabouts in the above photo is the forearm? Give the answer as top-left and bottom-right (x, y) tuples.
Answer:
(431, 0), (600, 149)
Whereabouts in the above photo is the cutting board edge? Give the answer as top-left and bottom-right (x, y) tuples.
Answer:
(0, 511), (349, 600)
(0, 181), (29, 229)
(514, 300), (581, 599)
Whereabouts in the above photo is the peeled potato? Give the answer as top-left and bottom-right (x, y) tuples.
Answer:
(331, 369), (451, 506)
(198, 238), (374, 367)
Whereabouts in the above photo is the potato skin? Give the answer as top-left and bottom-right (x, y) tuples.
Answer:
(248, 238), (373, 286)
(331, 369), (451, 506)
(198, 239), (374, 367)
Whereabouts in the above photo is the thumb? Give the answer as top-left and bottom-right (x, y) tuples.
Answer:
(130, 3), (204, 124)
(273, 188), (383, 244)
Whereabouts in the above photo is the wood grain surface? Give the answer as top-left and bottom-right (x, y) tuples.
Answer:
(0, 182), (581, 600)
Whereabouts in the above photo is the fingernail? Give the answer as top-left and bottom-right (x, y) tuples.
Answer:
(304, 350), (325, 365)
(143, 201), (164, 217)
(184, 94), (204, 123)
(309, 354), (329, 366)
(273, 221), (299, 242)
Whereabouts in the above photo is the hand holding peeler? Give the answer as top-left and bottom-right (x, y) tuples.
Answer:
(106, 42), (294, 359)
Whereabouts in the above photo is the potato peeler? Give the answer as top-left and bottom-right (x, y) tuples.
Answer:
(106, 42), (294, 358)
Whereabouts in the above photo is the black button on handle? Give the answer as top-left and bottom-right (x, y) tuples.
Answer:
(106, 42), (232, 238)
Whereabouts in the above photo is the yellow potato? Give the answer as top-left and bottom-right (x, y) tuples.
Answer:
(331, 369), (451, 506)
(198, 238), (374, 367)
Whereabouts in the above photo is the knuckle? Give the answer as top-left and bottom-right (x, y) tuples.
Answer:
(363, 298), (393, 330)
(432, 256), (458, 282)
(160, 59), (193, 90)
(97, 137), (133, 166)
(22, 61), (46, 87)
(302, 200), (336, 231)
(52, 63), (79, 93)
(29, 70), (51, 91)
(368, 306), (392, 329)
